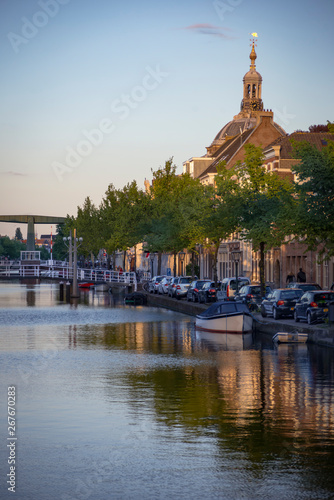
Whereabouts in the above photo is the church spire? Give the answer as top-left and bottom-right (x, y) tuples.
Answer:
(239, 33), (263, 115)
(249, 38), (257, 70)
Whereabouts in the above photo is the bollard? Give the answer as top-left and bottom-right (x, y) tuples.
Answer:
(59, 281), (64, 301)
(66, 281), (71, 302)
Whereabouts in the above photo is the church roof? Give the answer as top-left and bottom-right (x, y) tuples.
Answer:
(200, 128), (255, 178)
(264, 132), (334, 158)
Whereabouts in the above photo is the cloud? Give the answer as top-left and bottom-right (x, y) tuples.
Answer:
(1, 171), (27, 176)
(183, 24), (234, 39)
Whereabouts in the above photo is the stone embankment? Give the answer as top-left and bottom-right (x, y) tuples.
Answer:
(142, 291), (334, 348)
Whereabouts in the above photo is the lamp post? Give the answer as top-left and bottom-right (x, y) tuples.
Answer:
(150, 253), (155, 278)
(127, 251), (133, 272)
(231, 250), (242, 294)
(178, 251), (185, 276)
(63, 229), (83, 298)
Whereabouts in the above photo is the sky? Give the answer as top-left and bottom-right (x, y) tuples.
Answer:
(1, 0), (333, 239)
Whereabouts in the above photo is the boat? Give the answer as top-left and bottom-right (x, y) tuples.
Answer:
(195, 301), (253, 334)
(272, 331), (308, 343)
(124, 292), (147, 305)
(78, 282), (95, 289)
(94, 283), (111, 292)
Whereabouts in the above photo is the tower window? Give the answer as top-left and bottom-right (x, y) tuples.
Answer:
(252, 84), (256, 97)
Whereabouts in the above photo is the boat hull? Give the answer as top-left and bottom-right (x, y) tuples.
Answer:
(196, 312), (253, 334)
(272, 332), (308, 343)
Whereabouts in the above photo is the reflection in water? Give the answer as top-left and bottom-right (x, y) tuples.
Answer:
(0, 283), (334, 499)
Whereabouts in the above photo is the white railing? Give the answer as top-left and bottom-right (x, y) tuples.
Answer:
(15, 261), (137, 290)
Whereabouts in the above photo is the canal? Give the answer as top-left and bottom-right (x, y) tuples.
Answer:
(0, 282), (334, 500)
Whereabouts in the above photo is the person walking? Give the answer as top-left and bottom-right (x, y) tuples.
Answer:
(297, 268), (306, 283)
(286, 271), (295, 284)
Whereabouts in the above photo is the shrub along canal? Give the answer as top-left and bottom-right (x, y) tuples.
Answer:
(1, 281), (334, 500)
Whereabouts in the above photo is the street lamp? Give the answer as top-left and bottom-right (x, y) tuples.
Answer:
(63, 230), (73, 269)
(231, 250), (242, 294)
(127, 251), (133, 272)
(178, 251), (185, 276)
(150, 253), (155, 278)
(63, 229), (83, 298)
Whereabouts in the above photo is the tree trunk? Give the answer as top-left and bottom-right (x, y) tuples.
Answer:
(173, 252), (176, 277)
(158, 252), (162, 275)
(213, 244), (219, 286)
(259, 242), (266, 298)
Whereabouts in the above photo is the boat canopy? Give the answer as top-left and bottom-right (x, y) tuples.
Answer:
(198, 301), (250, 318)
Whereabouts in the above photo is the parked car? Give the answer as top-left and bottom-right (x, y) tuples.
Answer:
(234, 284), (272, 311)
(187, 280), (211, 302)
(167, 277), (180, 298)
(175, 276), (194, 300)
(148, 276), (166, 293)
(158, 277), (172, 295)
(198, 281), (219, 303)
(261, 288), (303, 319)
(294, 290), (334, 324)
(287, 282), (322, 292)
(216, 277), (251, 301)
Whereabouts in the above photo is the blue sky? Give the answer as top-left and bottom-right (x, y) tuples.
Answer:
(1, 0), (333, 238)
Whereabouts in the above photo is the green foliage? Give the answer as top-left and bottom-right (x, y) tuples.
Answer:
(15, 227), (23, 240)
(230, 144), (294, 294)
(291, 133), (334, 256)
(143, 158), (209, 256)
(0, 236), (25, 259)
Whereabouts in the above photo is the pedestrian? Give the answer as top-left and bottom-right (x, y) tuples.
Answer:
(297, 268), (306, 283)
(286, 271), (295, 284)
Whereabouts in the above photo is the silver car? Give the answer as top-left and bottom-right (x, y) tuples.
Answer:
(167, 277), (180, 297)
(158, 277), (172, 295)
(175, 276), (194, 300)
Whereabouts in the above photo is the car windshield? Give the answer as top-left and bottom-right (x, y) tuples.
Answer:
(180, 277), (192, 284)
(281, 290), (302, 299)
(230, 279), (249, 290)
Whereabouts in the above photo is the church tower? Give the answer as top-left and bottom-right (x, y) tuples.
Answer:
(240, 36), (263, 114)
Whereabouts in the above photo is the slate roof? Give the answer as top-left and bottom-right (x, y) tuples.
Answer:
(264, 132), (334, 158)
(200, 128), (255, 178)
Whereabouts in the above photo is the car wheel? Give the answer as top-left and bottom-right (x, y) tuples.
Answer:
(307, 312), (312, 325)
(192, 294), (196, 303)
(261, 306), (267, 317)
(273, 307), (280, 320)
(294, 310), (299, 322)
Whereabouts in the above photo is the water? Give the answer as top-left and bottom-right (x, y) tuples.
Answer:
(1, 282), (334, 500)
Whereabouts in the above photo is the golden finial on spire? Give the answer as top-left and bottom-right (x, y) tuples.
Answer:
(249, 32), (258, 70)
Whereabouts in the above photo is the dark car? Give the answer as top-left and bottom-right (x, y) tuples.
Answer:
(287, 282), (322, 292)
(187, 280), (211, 302)
(261, 288), (303, 319)
(198, 281), (219, 303)
(235, 284), (272, 311)
(294, 290), (334, 324)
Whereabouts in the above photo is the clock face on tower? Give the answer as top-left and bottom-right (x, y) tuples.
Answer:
(251, 100), (260, 111)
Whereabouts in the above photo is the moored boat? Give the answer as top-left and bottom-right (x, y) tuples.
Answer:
(78, 282), (95, 289)
(272, 331), (308, 343)
(196, 301), (253, 334)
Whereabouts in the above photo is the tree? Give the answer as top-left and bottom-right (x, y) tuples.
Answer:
(234, 144), (294, 296)
(0, 236), (25, 259)
(75, 197), (104, 262)
(203, 162), (241, 284)
(143, 158), (209, 276)
(15, 228), (23, 240)
(100, 181), (149, 270)
(291, 131), (334, 256)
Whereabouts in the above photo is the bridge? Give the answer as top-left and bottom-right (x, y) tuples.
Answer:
(0, 256), (139, 291)
(0, 215), (66, 250)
